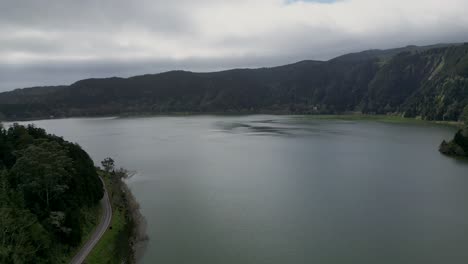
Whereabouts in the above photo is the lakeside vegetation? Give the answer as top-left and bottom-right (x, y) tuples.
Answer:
(296, 114), (463, 126)
(87, 159), (148, 264)
(0, 124), (103, 263)
(440, 126), (468, 158)
(440, 106), (468, 157)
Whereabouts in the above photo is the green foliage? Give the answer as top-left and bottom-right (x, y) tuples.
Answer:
(0, 206), (51, 264)
(440, 126), (468, 157)
(456, 56), (468, 77)
(461, 105), (468, 124)
(11, 141), (74, 211)
(65, 143), (103, 206)
(454, 129), (468, 151)
(0, 124), (104, 263)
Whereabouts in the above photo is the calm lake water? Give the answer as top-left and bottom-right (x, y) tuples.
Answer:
(11, 115), (468, 264)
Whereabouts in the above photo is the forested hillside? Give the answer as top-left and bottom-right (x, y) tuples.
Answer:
(0, 43), (467, 121)
(0, 124), (103, 263)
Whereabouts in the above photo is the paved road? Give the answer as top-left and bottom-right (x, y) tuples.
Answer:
(70, 177), (112, 264)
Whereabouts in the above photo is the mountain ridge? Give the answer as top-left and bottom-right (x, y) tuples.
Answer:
(1, 43), (467, 121)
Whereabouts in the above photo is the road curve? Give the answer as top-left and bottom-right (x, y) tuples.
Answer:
(70, 177), (112, 264)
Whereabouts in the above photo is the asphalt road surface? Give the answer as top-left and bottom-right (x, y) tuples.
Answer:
(70, 177), (112, 264)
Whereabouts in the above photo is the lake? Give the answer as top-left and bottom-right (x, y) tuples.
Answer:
(11, 115), (468, 264)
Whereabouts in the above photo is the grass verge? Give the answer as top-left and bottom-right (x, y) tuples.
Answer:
(85, 174), (130, 264)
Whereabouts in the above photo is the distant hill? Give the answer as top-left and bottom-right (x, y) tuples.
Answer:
(0, 43), (467, 121)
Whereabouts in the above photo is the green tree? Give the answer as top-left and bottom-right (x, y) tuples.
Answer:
(101, 157), (115, 173)
(0, 170), (51, 264)
(0, 169), (8, 202)
(10, 141), (74, 211)
(0, 206), (50, 264)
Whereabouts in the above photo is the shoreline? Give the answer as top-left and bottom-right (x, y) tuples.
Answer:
(4, 113), (464, 128)
(86, 168), (148, 263)
(295, 114), (463, 127)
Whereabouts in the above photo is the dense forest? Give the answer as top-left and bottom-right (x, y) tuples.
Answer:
(0, 123), (104, 263)
(0, 43), (467, 122)
(440, 127), (468, 157)
(438, 100), (468, 157)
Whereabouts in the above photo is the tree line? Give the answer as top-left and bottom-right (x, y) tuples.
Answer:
(440, 106), (468, 157)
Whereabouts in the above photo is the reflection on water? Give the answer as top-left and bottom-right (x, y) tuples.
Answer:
(215, 118), (356, 137)
(214, 120), (293, 136)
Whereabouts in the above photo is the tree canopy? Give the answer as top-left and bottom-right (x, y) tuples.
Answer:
(0, 124), (103, 263)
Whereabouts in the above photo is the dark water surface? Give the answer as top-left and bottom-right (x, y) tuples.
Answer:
(13, 115), (468, 264)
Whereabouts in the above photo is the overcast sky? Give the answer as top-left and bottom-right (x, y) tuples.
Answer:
(1, 0), (468, 91)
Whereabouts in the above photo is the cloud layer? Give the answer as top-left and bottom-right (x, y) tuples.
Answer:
(1, 0), (468, 91)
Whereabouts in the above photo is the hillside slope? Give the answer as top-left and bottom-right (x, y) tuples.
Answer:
(0, 43), (467, 121)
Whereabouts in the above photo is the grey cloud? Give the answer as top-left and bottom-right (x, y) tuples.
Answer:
(0, 55), (305, 91)
(0, 0), (195, 35)
(0, 0), (468, 92)
(0, 36), (65, 54)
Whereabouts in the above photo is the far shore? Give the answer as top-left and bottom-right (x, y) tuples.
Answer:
(3, 112), (464, 128)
